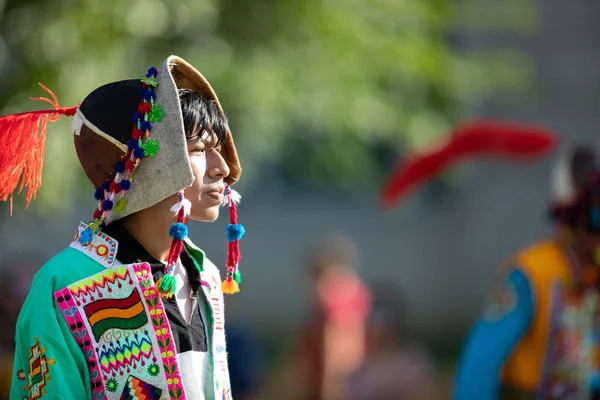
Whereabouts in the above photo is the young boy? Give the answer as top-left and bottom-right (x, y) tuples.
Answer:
(3, 55), (244, 400)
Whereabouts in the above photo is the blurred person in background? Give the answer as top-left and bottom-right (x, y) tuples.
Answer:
(454, 144), (600, 399)
(2, 56), (245, 399)
(0, 256), (39, 400)
(347, 282), (438, 400)
(295, 233), (372, 400)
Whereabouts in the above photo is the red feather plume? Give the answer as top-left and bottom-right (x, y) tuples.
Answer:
(380, 119), (558, 210)
(0, 83), (78, 214)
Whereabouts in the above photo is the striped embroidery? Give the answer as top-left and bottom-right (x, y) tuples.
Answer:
(55, 263), (186, 399)
(84, 288), (148, 341)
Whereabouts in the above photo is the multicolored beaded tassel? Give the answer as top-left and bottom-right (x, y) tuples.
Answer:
(156, 191), (191, 299)
(222, 184), (245, 294)
(79, 66), (164, 244)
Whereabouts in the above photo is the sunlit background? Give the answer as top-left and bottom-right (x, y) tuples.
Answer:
(1, 0), (599, 398)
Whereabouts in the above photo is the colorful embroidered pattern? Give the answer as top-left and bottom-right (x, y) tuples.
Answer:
(134, 264), (185, 399)
(84, 288), (148, 340)
(98, 331), (153, 374)
(68, 266), (129, 297)
(539, 284), (598, 398)
(106, 378), (119, 393)
(27, 337), (55, 400)
(71, 222), (118, 268)
(55, 263), (186, 399)
(120, 375), (162, 399)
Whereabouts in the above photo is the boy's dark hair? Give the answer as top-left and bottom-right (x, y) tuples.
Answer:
(178, 89), (228, 146)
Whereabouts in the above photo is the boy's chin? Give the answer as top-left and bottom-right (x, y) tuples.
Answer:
(189, 206), (220, 223)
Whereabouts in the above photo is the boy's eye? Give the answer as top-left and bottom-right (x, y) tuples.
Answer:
(190, 146), (205, 154)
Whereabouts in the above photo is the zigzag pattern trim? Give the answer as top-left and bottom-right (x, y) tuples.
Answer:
(98, 335), (153, 374)
(69, 266), (129, 297)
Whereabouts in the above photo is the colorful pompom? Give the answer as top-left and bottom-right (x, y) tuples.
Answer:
(94, 187), (105, 201)
(132, 128), (142, 140)
(119, 180), (131, 191)
(109, 181), (121, 193)
(140, 121), (152, 132)
(143, 91), (156, 102)
(226, 224), (245, 242)
(93, 209), (102, 220)
(114, 161), (125, 173)
(133, 147), (145, 159)
(128, 139), (138, 150)
(102, 199), (113, 211)
(78, 227), (93, 246)
(126, 160), (136, 171)
(156, 274), (176, 299)
(169, 223), (188, 240)
(222, 278), (240, 294)
(132, 111), (143, 123)
(147, 66), (158, 77)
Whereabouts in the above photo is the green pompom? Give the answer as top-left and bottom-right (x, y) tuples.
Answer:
(157, 274), (176, 298)
(233, 270), (242, 284)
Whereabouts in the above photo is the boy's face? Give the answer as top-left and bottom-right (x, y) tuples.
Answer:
(184, 132), (230, 222)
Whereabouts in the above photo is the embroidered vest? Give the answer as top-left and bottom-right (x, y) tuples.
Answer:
(501, 240), (599, 398)
(53, 223), (232, 400)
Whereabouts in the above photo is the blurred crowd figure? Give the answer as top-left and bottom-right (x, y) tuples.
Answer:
(277, 233), (438, 400)
(348, 282), (438, 400)
(0, 255), (41, 400)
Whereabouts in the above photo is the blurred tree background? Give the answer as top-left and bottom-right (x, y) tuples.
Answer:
(0, 0), (537, 213)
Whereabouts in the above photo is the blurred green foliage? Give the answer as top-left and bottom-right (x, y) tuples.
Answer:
(0, 0), (538, 212)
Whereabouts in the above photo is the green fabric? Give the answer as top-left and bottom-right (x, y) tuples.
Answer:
(11, 247), (104, 400)
(184, 241), (205, 273)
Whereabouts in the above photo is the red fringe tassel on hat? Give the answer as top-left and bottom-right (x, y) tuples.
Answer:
(0, 83), (77, 214)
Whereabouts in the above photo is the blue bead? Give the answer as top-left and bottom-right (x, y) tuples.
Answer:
(169, 223), (188, 240)
(140, 87), (148, 97)
(103, 199), (113, 211)
(226, 224), (245, 242)
(133, 147), (145, 159)
(128, 139), (138, 150)
(140, 121), (152, 132)
(114, 161), (125, 173)
(119, 180), (131, 191)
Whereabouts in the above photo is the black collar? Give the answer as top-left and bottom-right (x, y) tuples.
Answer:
(102, 219), (202, 293)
